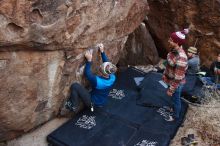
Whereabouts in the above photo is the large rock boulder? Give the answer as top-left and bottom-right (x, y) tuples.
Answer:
(118, 22), (159, 66)
(0, 0), (148, 50)
(0, 0), (149, 141)
(146, 0), (220, 66)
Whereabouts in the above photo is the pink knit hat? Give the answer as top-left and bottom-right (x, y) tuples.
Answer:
(170, 28), (189, 45)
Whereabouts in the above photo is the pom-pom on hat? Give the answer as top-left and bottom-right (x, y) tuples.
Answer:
(170, 28), (189, 45)
(100, 62), (117, 75)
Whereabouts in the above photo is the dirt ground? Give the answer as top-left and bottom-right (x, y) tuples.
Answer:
(171, 104), (220, 146)
(170, 106), (206, 146)
(5, 118), (69, 146)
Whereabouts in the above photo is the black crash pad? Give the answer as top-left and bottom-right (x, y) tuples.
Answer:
(182, 75), (205, 102)
(47, 110), (107, 146)
(182, 75), (197, 93)
(137, 72), (173, 108)
(138, 72), (204, 106)
(127, 129), (170, 146)
(47, 110), (136, 146)
(113, 67), (146, 91)
(47, 67), (188, 146)
(101, 67), (153, 127)
(141, 100), (188, 139)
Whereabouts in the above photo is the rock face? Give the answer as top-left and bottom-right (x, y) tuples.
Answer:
(146, 0), (220, 66)
(0, 0), (148, 51)
(0, 0), (149, 141)
(118, 22), (159, 66)
(0, 51), (65, 140)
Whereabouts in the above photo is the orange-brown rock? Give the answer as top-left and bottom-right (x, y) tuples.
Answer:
(0, 0), (148, 51)
(0, 0), (149, 141)
(146, 0), (220, 66)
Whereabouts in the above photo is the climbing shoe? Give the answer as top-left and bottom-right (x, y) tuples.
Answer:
(181, 134), (198, 146)
(65, 100), (78, 112)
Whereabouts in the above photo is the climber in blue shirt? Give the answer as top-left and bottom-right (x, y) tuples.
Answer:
(63, 43), (117, 113)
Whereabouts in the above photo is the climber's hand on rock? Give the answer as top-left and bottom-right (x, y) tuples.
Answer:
(85, 50), (93, 62)
(97, 43), (104, 53)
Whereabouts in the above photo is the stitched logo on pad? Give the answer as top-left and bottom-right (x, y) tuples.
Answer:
(75, 115), (96, 129)
(109, 89), (125, 100)
(157, 106), (173, 121)
(134, 140), (158, 146)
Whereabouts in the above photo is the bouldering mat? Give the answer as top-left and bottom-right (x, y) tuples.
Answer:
(47, 67), (188, 146)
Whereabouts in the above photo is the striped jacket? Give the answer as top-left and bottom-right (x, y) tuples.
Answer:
(162, 47), (188, 94)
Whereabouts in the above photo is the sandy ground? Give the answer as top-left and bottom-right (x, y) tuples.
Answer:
(172, 104), (220, 146)
(5, 118), (69, 146)
(170, 106), (205, 146)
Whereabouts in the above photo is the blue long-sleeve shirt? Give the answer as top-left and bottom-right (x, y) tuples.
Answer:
(84, 52), (116, 106)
